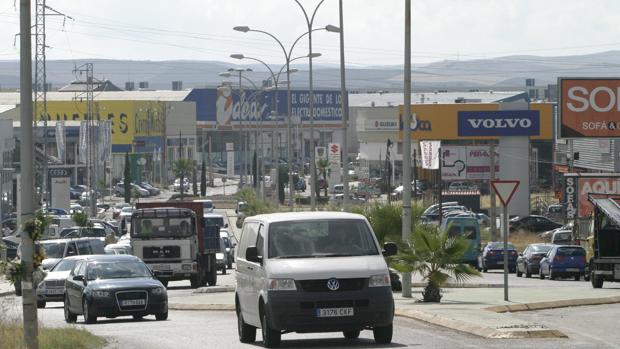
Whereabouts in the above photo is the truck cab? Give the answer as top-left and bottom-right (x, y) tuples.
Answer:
(587, 195), (620, 288)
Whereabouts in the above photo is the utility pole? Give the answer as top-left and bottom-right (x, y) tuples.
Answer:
(20, 0), (38, 347)
(208, 134), (214, 187)
(401, 0), (413, 298)
(33, 0), (72, 206)
(490, 142), (497, 239)
(337, 0), (350, 212)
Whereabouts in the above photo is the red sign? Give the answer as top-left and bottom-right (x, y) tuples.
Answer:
(559, 78), (620, 138)
(578, 177), (620, 217)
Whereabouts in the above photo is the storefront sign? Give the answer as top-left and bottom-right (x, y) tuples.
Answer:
(457, 110), (540, 137)
(559, 78), (620, 138)
(441, 146), (499, 180)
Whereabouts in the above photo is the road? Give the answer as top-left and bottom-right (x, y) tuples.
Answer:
(0, 295), (613, 349)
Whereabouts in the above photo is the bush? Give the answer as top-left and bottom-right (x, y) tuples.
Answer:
(355, 202), (425, 244)
(237, 188), (274, 217)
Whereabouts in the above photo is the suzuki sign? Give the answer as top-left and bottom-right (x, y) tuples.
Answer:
(458, 110), (540, 137)
(559, 78), (620, 138)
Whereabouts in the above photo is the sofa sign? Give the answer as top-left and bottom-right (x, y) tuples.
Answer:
(457, 110), (540, 137)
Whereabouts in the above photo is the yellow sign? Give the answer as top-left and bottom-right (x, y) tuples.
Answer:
(42, 100), (165, 145)
(398, 102), (553, 140)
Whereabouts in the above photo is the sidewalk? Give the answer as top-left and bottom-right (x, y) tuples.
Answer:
(166, 281), (620, 339)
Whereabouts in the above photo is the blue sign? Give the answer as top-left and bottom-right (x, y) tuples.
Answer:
(184, 88), (344, 126)
(458, 110), (540, 137)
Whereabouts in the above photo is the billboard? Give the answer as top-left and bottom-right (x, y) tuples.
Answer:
(457, 110), (540, 137)
(442, 146), (499, 180)
(564, 174), (620, 218)
(43, 101), (165, 147)
(185, 88), (344, 128)
(399, 103), (553, 140)
(559, 78), (620, 138)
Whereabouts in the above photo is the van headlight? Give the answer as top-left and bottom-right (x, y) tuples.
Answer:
(267, 278), (297, 291)
(368, 274), (391, 287)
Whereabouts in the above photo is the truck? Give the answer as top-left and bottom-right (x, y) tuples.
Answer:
(131, 202), (220, 288)
(587, 194), (620, 288)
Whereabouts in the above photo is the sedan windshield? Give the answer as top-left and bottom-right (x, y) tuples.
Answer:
(51, 259), (78, 272)
(268, 219), (379, 258)
(87, 261), (152, 280)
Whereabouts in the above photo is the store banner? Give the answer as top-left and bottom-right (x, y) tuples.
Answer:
(99, 121), (112, 162)
(420, 141), (441, 169)
(78, 121), (88, 164)
(55, 121), (66, 163)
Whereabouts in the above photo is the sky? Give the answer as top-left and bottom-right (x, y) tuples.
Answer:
(0, 0), (619, 67)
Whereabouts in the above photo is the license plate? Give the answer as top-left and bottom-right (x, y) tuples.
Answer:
(121, 299), (146, 306)
(316, 307), (354, 317)
(566, 268), (579, 273)
(46, 288), (64, 295)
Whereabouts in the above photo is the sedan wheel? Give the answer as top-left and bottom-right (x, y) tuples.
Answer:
(539, 268), (545, 280)
(343, 330), (360, 339)
(83, 299), (97, 324)
(64, 296), (77, 323)
(155, 311), (168, 321)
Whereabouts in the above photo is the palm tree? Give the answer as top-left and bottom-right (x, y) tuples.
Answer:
(391, 224), (480, 302)
(317, 158), (330, 198)
(173, 158), (193, 200)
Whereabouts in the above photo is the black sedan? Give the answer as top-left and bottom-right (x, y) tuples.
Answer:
(64, 255), (168, 324)
(479, 242), (518, 272)
(516, 243), (553, 277)
(509, 215), (562, 233)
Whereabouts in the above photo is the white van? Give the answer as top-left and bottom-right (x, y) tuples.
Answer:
(235, 212), (396, 347)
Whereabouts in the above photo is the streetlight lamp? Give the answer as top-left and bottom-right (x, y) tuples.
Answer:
(233, 17), (332, 209)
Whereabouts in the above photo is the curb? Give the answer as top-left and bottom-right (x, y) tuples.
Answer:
(168, 303), (235, 311)
(0, 290), (14, 297)
(486, 295), (620, 313)
(411, 283), (503, 289)
(395, 309), (567, 339)
(193, 285), (235, 294)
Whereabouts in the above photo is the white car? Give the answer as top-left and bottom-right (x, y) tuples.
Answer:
(173, 178), (190, 192)
(36, 255), (95, 308)
(235, 212), (397, 346)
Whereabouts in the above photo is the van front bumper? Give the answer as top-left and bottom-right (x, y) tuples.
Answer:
(265, 286), (394, 333)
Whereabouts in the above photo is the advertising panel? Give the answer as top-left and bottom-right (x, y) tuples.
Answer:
(365, 119), (399, 131)
(420, 141), (441, 169)
(457, 110), (540, 137)
(399, 103), (553, 140)
(44, 101), (165, 146)
(441, 146), (499, 180)
(559, 78), (620, 138)
(565, 175), (577, 220)
(563, 174), (620, 218)
(185, 88), (344, 127)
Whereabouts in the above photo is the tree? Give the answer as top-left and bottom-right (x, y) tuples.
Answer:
(192, 165), (198, 197)
(391, 225), (480, 302)
(200, 162), (207, 197)
(317, 158), (330, 198)
(124, 152), (131, 204)
(173, 158), (193, 200)
(71, 211), (92, 228)
(278, 165), (288, 204)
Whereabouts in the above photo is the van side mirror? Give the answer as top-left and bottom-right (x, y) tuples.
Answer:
(383, 242), (397, 257)
(73, 275), (84, 282)
(246, 246), (262, 264)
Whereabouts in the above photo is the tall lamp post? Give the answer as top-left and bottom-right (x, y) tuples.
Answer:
(234, 18), (332, 209)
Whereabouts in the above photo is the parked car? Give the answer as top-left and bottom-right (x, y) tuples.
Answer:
(63, 254), (168, 323)
(478, 242), (518, 272)
(440, 217), (480, 266)
(220, 229), (234, 269)
(36, 255), (95, 308)
(539, 245), (587, 280)
(1, 236), (18, 259)
(70, 186), (83, 200)
(216, 236), (227, 275)
(112, 203), (131, 219)
(104, 243), (132, 255)
(509, 215), (562, 233)
(551, 230), (572, 245)
(235, 212), (397, 346)
(476, 213), (490, 227)
(132, 184), (150, 198)
(173, 178), (190, 192)
(44, 208), (70, 216)
(204, 213), (227, 228)
(139, 182), (160, 196)
(516, 243), (553, 277)
(59, 225), (108, 241)
(89, 219), (120, 236)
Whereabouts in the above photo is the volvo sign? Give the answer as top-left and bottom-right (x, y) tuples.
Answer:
(457, 110), (540, 137)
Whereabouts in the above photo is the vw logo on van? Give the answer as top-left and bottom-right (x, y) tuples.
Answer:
(326, 278), (340, 291)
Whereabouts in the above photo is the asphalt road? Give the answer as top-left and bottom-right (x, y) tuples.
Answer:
(0, 299), (607, 349)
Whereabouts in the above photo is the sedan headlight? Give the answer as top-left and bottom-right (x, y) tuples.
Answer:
(369, 274), (391, 288)
(151, 287), (166, 296)
(92, 290), (110, 297)
(267, 278), (297, 291)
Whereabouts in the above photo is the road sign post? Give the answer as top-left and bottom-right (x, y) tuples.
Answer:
(491, 180), (520, 302)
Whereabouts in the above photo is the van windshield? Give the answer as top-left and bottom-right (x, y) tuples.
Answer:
(268, 219), (379, 258)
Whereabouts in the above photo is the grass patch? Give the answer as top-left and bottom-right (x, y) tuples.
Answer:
(0, 322), (105, 349)
(481, 228), (544, 252)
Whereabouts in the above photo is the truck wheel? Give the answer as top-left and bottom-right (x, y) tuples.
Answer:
(207, 265), (217, 286)
(591, 273), (604, 288)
